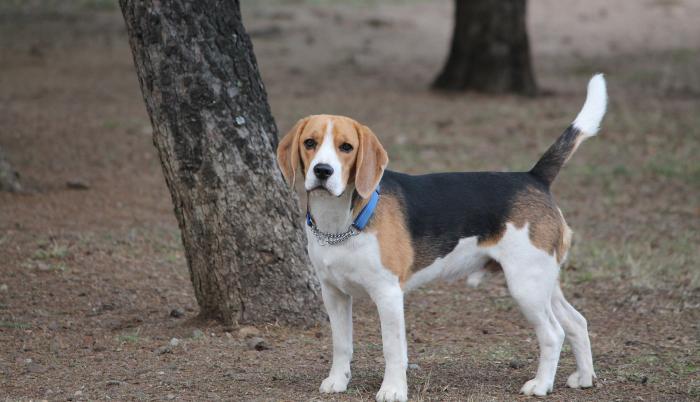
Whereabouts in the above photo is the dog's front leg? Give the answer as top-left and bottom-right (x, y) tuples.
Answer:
(373, 285), (408, 402)
(319, 281), (353, 394)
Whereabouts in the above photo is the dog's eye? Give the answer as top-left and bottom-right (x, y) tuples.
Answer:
(339, 143), (353, 153)
(303, 139), (316, 149)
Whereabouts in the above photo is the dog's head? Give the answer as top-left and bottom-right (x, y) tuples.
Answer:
(276, 115), (388, 198)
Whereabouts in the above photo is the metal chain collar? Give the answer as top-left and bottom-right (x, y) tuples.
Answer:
(308, 222), (359, 246)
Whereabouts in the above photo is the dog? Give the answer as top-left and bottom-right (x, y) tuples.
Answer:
(276, 75), (607, 401)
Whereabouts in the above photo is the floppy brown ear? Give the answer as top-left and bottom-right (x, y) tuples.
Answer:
(276, 117), (309, 186)
(354, 123), (388, 198)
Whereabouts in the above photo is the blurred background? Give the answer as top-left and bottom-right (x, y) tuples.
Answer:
(0, 0), (698, 400)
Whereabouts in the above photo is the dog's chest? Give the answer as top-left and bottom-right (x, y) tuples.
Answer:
(306, 228), (398, 297)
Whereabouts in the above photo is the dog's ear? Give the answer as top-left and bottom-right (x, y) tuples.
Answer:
(277, 117), (309, 186)
(354, 123), (388, 199)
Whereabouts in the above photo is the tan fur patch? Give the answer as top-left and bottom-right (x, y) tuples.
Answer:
(478, 185), (570, 263)
(368, 194), (414, 285)
(477, 233), (503, 248)
(558, 211), (573, 263)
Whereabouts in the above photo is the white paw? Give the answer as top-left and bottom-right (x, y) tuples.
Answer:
(566, 370), (595, 389)
(520, 378), (552, 396)
(319, 373), (350, 393)
(375, 383), (408, 402)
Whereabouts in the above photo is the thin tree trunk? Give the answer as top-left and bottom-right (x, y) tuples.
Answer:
(119, 0), (323, 325)
(0, 146), (21, 192)
(433, 0), (537, 95)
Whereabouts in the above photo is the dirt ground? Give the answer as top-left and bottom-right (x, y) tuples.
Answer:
(1, 0), (698, 400)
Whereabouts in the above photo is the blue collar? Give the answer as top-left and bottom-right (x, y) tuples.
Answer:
(306, 185), (381, 231)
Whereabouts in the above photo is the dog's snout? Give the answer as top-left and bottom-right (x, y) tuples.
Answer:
(313, 164), (334, 180)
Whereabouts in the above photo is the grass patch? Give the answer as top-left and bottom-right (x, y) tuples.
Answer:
(0, 321), (31, 329)
(117, 329), (142, 344)
(32, 241), (70, 260)
(568, 230), (699, 289)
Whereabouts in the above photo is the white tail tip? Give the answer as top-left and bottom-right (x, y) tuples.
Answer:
(573, 74), (607, 135)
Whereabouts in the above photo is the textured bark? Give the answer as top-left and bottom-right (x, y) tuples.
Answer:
(433, 0), (537, 95)
(119, 0), (323, 325)
(0, 146), (21, 192)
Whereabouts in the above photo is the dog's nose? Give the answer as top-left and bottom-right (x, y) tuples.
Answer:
(313, 164), (334, 180)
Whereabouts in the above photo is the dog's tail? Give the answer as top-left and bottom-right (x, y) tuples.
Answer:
(529, 74), (607, 187)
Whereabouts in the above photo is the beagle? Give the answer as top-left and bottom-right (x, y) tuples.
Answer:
(276, 75), (607, 401)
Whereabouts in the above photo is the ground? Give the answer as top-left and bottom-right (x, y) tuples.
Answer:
(0, 0), (698, 400)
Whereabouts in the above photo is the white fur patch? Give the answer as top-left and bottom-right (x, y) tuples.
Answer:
(573, 74), (607, 136)
(305, 119), (345, 196)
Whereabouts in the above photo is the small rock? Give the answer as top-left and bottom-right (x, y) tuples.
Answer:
(509, 359), (525, 369)
(192, 329), (204, 339)
(26, 362), (46, 373)
(238, 326), (260, 339)
(36, 261), (51, 272)
(48, 321), (60, 331)
(169, 308), (184, 318)
(408, 363), (421, 370)
(365, 17), (392, 28)
(169, 338), (180, 347)
(166, 393), (175, 400)
(66, 180), (90, 190)
(0, 284), (8, 292)
(155, 346), (171, 355)
(246, 337), (269, 351)
(74, 390), (83, 396)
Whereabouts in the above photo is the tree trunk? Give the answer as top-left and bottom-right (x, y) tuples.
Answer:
(119, 0), (324, 325)
(0, 146), (21, 192)
(433, 0), (537, 95)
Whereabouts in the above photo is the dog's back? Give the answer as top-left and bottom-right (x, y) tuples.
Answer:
(381, 170), (565, 271)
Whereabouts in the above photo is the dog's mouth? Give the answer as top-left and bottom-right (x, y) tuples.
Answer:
(308, 185), (333, 195)
(307, 183), (345, 198)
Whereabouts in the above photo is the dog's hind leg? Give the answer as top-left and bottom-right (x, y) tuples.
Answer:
(499, 251), (565, 396)
(552, 284), (596, 389)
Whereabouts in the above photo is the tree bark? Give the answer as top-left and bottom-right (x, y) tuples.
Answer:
(119, 0), (323, 325)
(0, 146), (21, 192)
(433, 0), (537, 95)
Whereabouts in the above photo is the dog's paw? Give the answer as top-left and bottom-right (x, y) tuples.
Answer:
(375, 382), (408, 402)
(520, 378), (552, 396)
(566, 371), (595, 389)
(319, 374), (349, 394)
